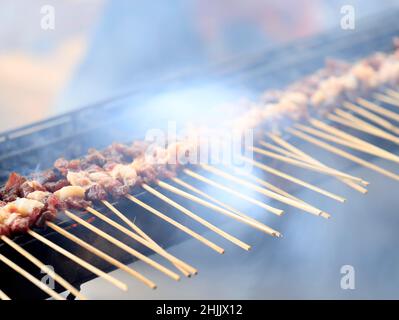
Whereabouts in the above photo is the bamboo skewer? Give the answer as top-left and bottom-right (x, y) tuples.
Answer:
(102, 200), (152, 243)
(86, 206), (197, 276)
(385, 88), (399, 100)
(0, 253), (65, 300)
(46, 222), (157, 289)
(172, 177), (244, 216)
(0, 290), (11, 300)
(357, 98), (399, 123)
(64, 210), (182, 281)
(125, 194), (225, 254)
(171, 177), (271, 232)
(250, 145), (364, 184)
(101, 200), (191, 276)
(300, 121), (399, 164)
(259, 140), (299, 159)
(342, 101), (399, 135)
(1, 235), (87, 300)
(199, 164), (328, 217)
(142, 184), (251, 251)
(240, 156), (346, 201)
(287, 127), (399, 181)
(241, 171), (330, 218)
(267, 133), (368, 193)
(310, 118), (399, 162)
(385, 89), (399, 99)
(183, 169), (284, 215)
(374, 93), (399, 107)
(157, 180), (281, 237)
(27, 229), (128, 291)
(328, 112), (399, 145)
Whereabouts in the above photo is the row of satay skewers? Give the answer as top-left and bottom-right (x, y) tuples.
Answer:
(1, 79), (399, 300)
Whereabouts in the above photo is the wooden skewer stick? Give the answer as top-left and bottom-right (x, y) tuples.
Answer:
(199, 163), (327, 217)
(171, 177), (271, 231)
(0, 253), (65, 300)
(102, 200), (152, 243)
(267, 133), (368, 192)
(287, 127), (399, 182)
(342, 101), (399, 135)
(172, 177), (243, 216)
(1, 235), (87, 300)
(86, 206), (197, 276)
(125, 194), (225, 254)
(240, 155), (346, 201)
(310, 118), (399, 161)
(142, 184), (251, 251)
(374, 93), (399, 107)
(240, 170), (331, 218)
(0, 290), (11, 300)
(259, 140), (299, 159)
(157, 180), (281, 237)
(64, 210), (182, 281)
(329, 112), (399, 145)
(250, 145), (364, 184)
(357, 98), (399, 123)
(258, 139), (363, 190)
(101, 200), (192, 276)
(183, 169), (284, 215)
(27, 229), (128, 291)
(47, 222), (157, 289)
(302, 121), (399, 164)
(385, 89), (399, 100)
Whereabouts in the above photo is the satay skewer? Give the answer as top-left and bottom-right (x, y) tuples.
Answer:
(157, 180), (281, 237)
(125, 195), (225, 254)
(0, 290), (11, 300)
(199, 164), (329, 217)
(239, 156), (345, 201)
(46, 222), (157, 289)
(170, 177), (271, 231)
(101, 200), (191, 276)
(86, 206), (197, 276)
(287, 128), (399, 181)
(328, 112), (399, 145)
(172, 177), (243, 216)
(357, 98), (399, 123)
(250, 146), (365, 184)
(342, 102), (399, 135)
(235, 169), (331, 218)
(64, 210), (182, 280)
(27, 229), (128, 291)
(300, 122), (399, 163)
(266, 133), (368, 192)
(183, 169), (284, 215)
(0, 253), (65, 300)
(0, 235), (87, 300)
(385, 89), (399, 100)
(374, 93), (399, 107)
(142, 184), (251, 251)
(260, 140), (302, 159)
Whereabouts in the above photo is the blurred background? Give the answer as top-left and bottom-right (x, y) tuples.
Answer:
(1, 0), (399, 131)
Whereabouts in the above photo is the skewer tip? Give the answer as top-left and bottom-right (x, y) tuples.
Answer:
(320, 212), (331, 219)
